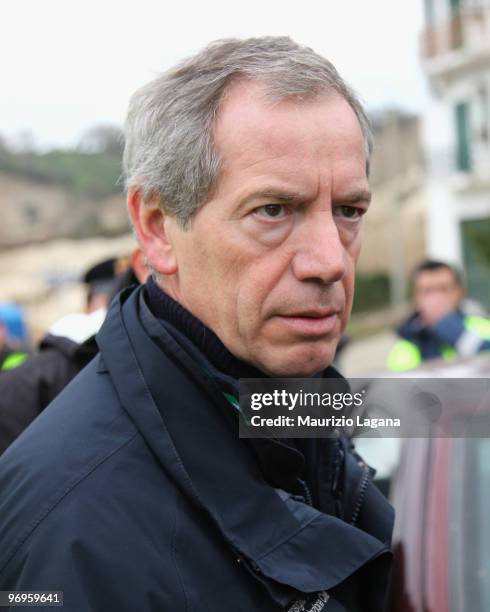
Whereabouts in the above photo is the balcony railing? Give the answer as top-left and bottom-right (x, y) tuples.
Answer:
(420, 7), (488, 60)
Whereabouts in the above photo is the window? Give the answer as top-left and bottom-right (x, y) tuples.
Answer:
(476, 86), (489, 142)
(461, 218), (490, 311)
(450, 0), (461, 13)
(22, 202), (40, 225)
(464, 0), (485, 8)
(455, 102), (472, 172)
(425, 0), (435, 25)
(451, 432), (490, 611)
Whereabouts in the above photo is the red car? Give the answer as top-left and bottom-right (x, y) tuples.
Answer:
(354, 354), (490, 611)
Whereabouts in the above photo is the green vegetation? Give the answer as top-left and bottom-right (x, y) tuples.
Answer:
(352, 273), (390, 313)
(0, 149), (122, 199)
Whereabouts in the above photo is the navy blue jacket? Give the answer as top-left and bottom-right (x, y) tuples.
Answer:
(0, 287), (393, 611)
(0, 334), (97, 454)
(398, 310), (490, 360)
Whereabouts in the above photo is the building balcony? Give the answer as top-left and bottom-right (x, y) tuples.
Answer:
(426, 143), (490, 194)
(420, 7), (490, 83)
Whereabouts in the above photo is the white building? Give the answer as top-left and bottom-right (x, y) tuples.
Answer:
(421, 0), (490, 309)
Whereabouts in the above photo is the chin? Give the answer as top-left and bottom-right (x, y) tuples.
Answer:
(260, 343), (337, 378)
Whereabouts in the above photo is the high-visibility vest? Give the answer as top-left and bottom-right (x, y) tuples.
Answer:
(387, 315), (490, 372)
(1, 351), (28, 371)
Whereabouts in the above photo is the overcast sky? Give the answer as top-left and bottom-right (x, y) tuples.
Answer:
(1, 0), (429, 150)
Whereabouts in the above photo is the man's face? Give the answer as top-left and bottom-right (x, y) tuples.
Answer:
(163, 82), (370, 376)
(414, 268), (463, 326)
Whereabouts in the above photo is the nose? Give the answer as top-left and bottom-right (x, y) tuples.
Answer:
(291, 213), (347, 284)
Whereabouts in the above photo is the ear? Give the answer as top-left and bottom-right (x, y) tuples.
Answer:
(130, 247), (150, 284)
(127, 188), (177, 276)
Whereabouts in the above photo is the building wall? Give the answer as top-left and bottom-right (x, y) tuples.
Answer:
(357, 112), (427, 277)
(421, 0), (490, 307)
(0, 173), (129, 248)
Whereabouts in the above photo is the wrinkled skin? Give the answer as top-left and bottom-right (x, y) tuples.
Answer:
(130, 81), (371, 376)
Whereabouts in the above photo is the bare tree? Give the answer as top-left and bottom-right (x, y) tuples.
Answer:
(78, 124), (124, 156)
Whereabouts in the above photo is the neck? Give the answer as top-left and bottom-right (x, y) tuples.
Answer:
(144, 276), (265, 379)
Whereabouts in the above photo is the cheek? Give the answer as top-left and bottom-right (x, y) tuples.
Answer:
(183, 234), (260, 332)
(451, 289), (463, 306)
(343, 237), (361, 299)
(341, 267), (356, 322)
(235, 254), (291, 334)
(348, 229), (363, 260)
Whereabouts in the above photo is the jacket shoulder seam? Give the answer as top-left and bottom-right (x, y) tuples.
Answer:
(0, 430), (139, 575)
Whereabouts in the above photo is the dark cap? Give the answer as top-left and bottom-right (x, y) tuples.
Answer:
(83, 256), (131, 297)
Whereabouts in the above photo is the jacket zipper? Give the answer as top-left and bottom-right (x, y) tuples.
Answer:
(297, 478), (313, 506)
(350, 465), (370, 526)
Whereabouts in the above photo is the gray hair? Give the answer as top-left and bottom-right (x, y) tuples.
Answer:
(123, 36), (372, 229)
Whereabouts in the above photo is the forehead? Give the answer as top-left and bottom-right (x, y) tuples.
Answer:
(212, 80), (367, 195)
(415, 268), (458, 288)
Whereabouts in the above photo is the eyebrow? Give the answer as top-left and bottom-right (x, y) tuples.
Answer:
(234, 189), (306, 215)
(335, 190), (372, 205)
(238, 188), (372, 211)
(242, 190), (306, 204)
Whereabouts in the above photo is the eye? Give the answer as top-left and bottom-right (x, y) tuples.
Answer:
(334, 205), (365, 220)
(254, 204), (290, 219)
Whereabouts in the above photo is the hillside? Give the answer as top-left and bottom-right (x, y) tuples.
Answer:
(0, 148), (129, 248)
(0, 149), (122, 199)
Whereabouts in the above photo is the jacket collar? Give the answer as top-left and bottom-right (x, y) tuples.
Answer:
(96, 287), (391, 605)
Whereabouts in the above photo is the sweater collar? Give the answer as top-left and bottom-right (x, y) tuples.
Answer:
(145, 276), (344, 384)
(145, 276), (265, 380)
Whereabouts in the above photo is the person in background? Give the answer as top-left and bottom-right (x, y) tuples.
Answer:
(48, 256), (126, 343)
(387, 259), (490, 372)
(84, 256), (129, 314)
(0, 249), (148, 455)
(0, 303), (29, 371)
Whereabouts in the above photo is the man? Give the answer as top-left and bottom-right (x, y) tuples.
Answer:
(387, 259), (490, 371)
(0, 250), (148, 455)
(0, 38), (393, 611)
(84, 257), (124, 314)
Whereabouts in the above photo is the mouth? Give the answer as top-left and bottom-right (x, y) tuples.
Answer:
(274, 309), (341, 336)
